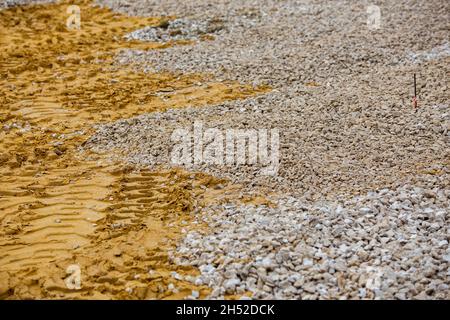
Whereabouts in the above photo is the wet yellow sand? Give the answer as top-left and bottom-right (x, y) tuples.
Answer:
(0, 0), (269, 299)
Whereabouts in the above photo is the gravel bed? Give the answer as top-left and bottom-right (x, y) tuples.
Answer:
(173, 184), (449, 299)
(0, 0), (53, 9)
(86, 81), (449, 200)
(88, 0), (449, 201)
(88, 0), (449, 299)
(108, 0), (450, 87)
(124, 18), (227, 42)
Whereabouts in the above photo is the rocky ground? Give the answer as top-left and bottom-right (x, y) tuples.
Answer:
(88, 0), (450, 299)
(2, 0), (449, 299)
(90, 0), (449, 199)
(174, 184), (449, 299)
(0, 0), (52, 9)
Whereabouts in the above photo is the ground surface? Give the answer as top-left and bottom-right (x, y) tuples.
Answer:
(0, 0), (449, 299)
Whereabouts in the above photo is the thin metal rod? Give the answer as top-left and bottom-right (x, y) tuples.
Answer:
(412, 73), (418, 109)
(414, 73), (417, 97)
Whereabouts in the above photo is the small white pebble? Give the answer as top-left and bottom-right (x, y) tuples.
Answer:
(191, 290), (200, 299)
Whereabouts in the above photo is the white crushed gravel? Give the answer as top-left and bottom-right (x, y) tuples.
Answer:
(173, 184), (449, 299)
(125, 18), (227, 42)
(108, 0), (449, 87)
(0, 0), (54, 9)
(86, 86), (449, 200)
(85, 0), (450, 299)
